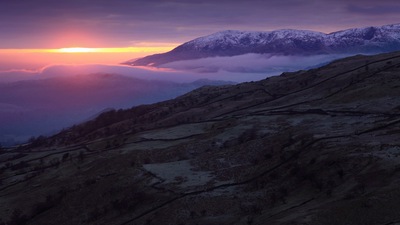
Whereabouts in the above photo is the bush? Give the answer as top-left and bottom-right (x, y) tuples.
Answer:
(49, 158), (60, 168)
(8, 208), (28, 225)
(86, 206), (102, 222)
(78, 151), (85, 162)
(31, 190), (67, 217)
(111, 190), (148, 214)
(29, 135), (47, 148)
(238, 128), (258, 143)
(62, 153), (69, 162)
(10, 161), (30, 171)
(32, 199), (54, 216)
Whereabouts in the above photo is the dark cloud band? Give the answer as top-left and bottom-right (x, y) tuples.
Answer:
(0, 0), (399, 48)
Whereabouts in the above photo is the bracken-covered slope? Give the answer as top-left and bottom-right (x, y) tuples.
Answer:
(1, 51), (400, 225)
(124, 24), (400, 67)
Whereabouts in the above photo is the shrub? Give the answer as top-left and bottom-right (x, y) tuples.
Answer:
(86, 206), (102, 222)
(31, 190), (67, 217)
(10, 161), (30, 171)
(28, 135), (47, 148)
(62, 153), (69, 162)
(78, 151), (85, 162)
(49, 158), (60, 168)
(32, 199), (54, 216)
(8, 208), (28, 225)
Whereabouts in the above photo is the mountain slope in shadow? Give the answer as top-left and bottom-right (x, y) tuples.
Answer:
(1, 51), (400, 225)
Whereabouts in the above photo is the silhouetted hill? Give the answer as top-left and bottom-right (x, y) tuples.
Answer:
(0, 73), (233, 146)
(2, 51), (400, 225)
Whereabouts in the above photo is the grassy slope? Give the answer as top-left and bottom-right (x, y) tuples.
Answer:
(1, 51), (400, 225)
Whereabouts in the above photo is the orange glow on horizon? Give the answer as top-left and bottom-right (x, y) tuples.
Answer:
(54, 46), (179, 53)
(0, 45), (178, 54)
(0, 45), (179, 70)
(57, 47), (96, 53)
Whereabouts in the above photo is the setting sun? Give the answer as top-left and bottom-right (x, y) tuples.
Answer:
(0, 45), (178, 55)
(53, 46), (177, 53)
(58, 47), (96, 53)
(0, 45), (178, 70)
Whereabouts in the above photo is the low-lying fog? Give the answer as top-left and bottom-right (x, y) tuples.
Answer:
(0, 53), (348, 146)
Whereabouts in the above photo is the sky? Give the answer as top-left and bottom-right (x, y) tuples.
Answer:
(0, 0), (400, 48)
(1, 0), (399, 145)
(0, 0), (399, 69)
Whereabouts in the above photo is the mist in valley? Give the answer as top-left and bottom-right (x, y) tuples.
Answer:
(0, 54), (347, 146)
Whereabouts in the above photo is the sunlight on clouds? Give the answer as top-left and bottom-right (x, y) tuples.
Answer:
(57, 47), (97, 53)
(0, 46), (177, 54)
(0, 45), (178, 70)
(54, 46), (177, 53)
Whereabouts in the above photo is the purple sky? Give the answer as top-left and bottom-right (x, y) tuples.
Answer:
(0, 0), (399, 48)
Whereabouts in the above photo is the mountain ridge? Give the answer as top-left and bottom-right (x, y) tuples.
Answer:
(124, 23), (400, 67)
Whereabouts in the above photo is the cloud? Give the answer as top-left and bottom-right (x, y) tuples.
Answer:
(0, 53), (356, 145)
(1, 0), (400, 48)
(0, 66), (237, 145)
(1, 61), (262, 145)
(0, 53), (350, 85)
(347, 4), (400, 15)
(160, 53), (350, 75)
(0, 103), (28, 113)
(0, 69), (39, 82)
(0, 61), (274, 83)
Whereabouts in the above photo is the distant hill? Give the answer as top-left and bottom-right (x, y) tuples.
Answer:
(2, 51), (400, 224)
(124, 24), (400, 67)
(0, 73), (233, 146)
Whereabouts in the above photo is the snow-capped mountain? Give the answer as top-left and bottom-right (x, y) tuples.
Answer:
(124, 24), (400, 67)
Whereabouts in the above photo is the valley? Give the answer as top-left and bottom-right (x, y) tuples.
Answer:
(1, 51), (400, 225)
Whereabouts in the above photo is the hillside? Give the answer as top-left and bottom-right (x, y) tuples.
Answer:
(1, 51), (400, 225)
(0, 74), (232, 146)
(124, 24), (400, 67)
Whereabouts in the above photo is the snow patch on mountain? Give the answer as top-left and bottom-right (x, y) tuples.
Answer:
(125, 23), (400, 67)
